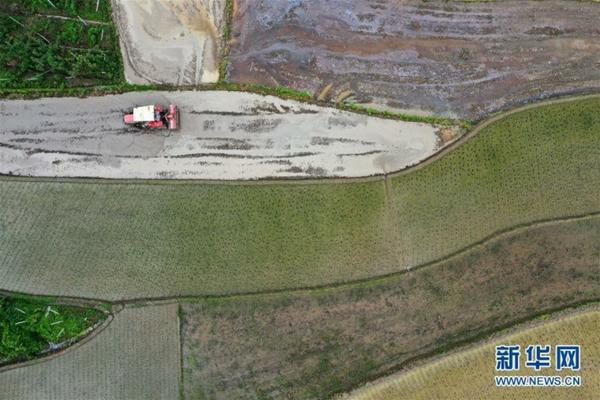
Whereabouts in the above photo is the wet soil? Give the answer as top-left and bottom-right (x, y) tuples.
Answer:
(0, 91), (443, 179)
(229, 0), (600, 118)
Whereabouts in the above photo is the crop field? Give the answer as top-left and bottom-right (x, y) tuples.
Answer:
(0, 0), (123, 88)
(0, 303), (181, 400)
(387, 96), (600, 267)
(343, 308), (600, 400)
(0, 96), (598, 300)
(180, 217), (600, 399)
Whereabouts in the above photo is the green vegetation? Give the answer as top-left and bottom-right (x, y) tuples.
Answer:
(0, 0), (123, 88)
(388, 97), (600, 267)
(180, 218), (600, 399)
(0, 97), (598, 300)
(0, 296), (106, 363)
(0, 304), (181, 400)
(218, 0), (234, 83)
(340, 102), (472, 128)
(0, 83), (157, 99)
(218, 82), (313, 100)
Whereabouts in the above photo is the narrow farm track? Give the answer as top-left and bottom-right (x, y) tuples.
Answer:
(0, 91), (444, 180)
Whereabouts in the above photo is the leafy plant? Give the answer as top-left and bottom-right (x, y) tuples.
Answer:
(0, 296), (105, 363)
(0, 1), (123, 89)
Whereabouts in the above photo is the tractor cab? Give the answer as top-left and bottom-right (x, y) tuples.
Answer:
(123, 104), (179, 130)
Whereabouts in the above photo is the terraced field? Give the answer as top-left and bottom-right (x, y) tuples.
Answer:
(0, 304), (180, 400)
(0, 96), (598, 300)
(180, 217), (600, 399)
(343, 308), (600, 400)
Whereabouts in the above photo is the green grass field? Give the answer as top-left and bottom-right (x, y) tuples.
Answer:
(0, 0), (123, 88)
(0, 97), (598, 300)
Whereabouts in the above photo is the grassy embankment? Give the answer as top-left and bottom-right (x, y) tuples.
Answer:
(0, 97), (598, 300)
(0, 295), (106, 364)
(0, 0), (123, 88)
(179, 217), (600, 399)
(343, 308), (599, 400)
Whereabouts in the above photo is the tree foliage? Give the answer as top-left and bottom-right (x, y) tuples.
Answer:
(0, 0), (123, 88)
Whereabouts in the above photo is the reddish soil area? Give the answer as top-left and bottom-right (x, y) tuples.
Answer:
(229, 0), (600, 118)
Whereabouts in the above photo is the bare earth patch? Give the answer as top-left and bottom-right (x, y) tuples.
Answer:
(0, 91), (445, 179)
(112, 0), (224, 84)
(0, 304), (181, 400)
(229, 0), (600, 118)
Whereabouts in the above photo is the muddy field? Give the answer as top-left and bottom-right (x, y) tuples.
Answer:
(0, 91), (444, 179)
(112, 0), (224, 84)
(0, 304), (181, 400)
(229, 0), (600, 118)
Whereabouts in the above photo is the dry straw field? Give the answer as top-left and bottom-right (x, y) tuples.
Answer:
(0, 304), (181, 400)
(0, 96), (598, 300)
(343, 308), (600, 400)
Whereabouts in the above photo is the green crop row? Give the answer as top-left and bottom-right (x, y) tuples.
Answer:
(0, 96), (597, 300)
(0, 296), (106, 364)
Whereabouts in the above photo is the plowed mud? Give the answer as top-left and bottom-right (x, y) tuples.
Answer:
(229, 0), (600, 118)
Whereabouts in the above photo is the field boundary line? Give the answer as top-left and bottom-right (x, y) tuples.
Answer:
(1, 212), (598, 304)
(0, 93), (598, 186)
(335, 303), (600, 399)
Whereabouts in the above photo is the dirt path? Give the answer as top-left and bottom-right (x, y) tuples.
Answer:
(229, 0), (600, 119)
(0, 91), (444, 180)
(111, 0), (224, 84)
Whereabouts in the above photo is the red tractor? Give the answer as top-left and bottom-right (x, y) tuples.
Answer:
(123, 104), (179, 130)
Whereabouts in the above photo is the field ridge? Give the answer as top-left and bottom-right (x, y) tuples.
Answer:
(0, 212), (596, 304)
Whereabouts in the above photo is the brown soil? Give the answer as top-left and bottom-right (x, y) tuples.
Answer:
(228, 0), (600, 118)
(180, 216), (600, 399)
